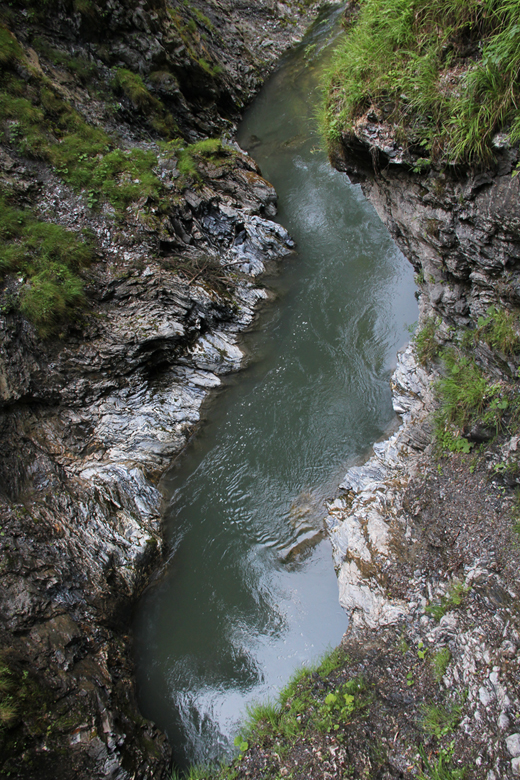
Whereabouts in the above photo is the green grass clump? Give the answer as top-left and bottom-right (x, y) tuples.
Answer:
(113, 68), (161, 113)
(434, 349), (511, 452)
(323, 0), (520, 164)
(32, 38), (98, 83)
(415, 316), (440, 365)
(474, 305), (520, 356)
(418, 745), (466, 780)
(0, 197), (91, 335)
(0, 25), (23, 66)
(432, 647), (451, 682)
(425, 579), (469, 621)
(421, 701), (462, 738)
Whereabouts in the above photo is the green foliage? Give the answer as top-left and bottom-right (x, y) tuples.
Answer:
(323, 0), (520, 164)
(0, 197), (91, 335)
(434, 350), (508, 452)
(432, 647), (451, 681)
(316, 646), (348, 676)
(315, 677), (367, 733)
(418, 745), (466, 780)
(170, 138), (226, 181)
(415, 316), (440, 365)
(421, 702), (462, 738)
(474, 305), (520, 356)
(32, 38), (98, 83)
(425, 579), (469, 622)
(113, 68), (161, 112)
(0, 25), (23, 66)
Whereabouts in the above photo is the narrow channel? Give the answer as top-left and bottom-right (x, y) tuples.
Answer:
(133, 8), (418, 770)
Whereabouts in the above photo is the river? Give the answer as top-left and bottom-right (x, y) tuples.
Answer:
(133, 7), (417, 770)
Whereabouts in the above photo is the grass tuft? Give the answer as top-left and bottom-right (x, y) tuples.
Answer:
(323, 0), (520, 164)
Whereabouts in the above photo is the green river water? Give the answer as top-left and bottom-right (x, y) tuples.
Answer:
(133, 7), (418, 770)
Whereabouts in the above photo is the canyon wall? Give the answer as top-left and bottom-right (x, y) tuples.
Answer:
(0, 1), (321, 777)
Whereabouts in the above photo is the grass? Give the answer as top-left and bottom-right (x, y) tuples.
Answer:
(421, 701), (462, 738)
(0, 195), (92, 335)
(418, 745), (466, 780)
(415, 316), (440, 365)
(241, 648), (367, 749)
(432, 648), (451, 682)
(434, 348), (513, 452)
(323, 0), (520, 164)
(474, 305), (520, 356)
(425, 579), (469, 621)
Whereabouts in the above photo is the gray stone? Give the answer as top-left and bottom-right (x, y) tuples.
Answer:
(506, 734), (520, 757)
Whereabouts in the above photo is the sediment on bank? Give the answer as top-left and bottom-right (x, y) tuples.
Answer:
(0, 1), (324, 777)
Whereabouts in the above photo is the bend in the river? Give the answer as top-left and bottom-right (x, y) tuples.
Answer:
(133, 9), (418, 770)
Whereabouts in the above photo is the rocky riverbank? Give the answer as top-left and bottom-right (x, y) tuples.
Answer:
(0, 1), (324, 777)
(210, 3), (520, 776)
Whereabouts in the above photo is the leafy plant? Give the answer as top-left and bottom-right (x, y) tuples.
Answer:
(316, 677), (366, 733)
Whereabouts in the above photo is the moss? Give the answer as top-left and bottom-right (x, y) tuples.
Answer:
(0, 197), (92, 336)
(0, 25), (23, 66)
(112, 68), (161, 113)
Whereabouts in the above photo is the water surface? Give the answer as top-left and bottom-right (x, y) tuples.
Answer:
(134, 9), (417, 769)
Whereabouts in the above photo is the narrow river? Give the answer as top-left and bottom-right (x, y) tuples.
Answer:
(133, 7), (418, 771)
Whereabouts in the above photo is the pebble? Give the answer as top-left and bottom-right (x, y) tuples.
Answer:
(506, 733), (520, 757)
(499, 712), (510, 731)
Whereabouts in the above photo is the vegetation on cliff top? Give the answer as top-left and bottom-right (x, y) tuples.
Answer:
(324, 0), (520, 163)
(0, 19), (236, 335)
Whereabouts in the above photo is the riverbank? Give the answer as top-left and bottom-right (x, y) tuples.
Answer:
(0, 1), (325, 776)
(198, 1), (520, 777)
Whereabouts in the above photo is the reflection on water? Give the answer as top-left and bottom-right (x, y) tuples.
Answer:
(133, 7), (418, 770)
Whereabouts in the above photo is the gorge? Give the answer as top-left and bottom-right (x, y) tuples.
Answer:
(2, 0), (520, 778)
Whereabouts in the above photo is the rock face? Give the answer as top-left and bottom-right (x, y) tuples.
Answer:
(331, 127), (520, 340)
(324, 97), (520, 778)
(0, 1), (321, 777)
